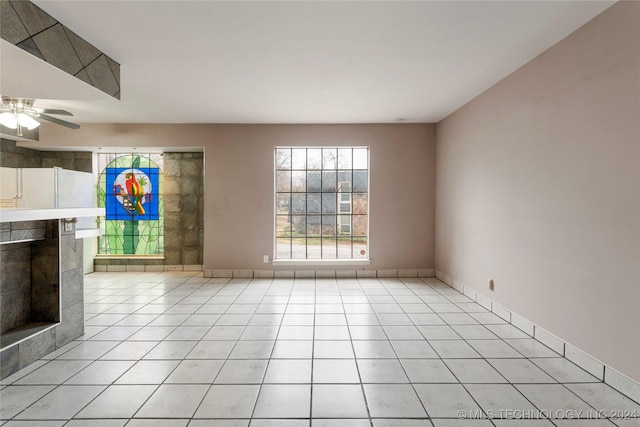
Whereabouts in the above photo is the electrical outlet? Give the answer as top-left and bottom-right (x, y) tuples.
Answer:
(486, 278), (495, 291)
(263, 255), (269, 264)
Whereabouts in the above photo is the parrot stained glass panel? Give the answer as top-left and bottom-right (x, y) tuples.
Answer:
(105, 167), (159, 220)
(97, 154), (164, 256)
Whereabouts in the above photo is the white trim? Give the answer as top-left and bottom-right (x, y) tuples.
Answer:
(75, 228), (102, 239)
(96, 255), (165, 260)
(274, 270), (295, 278)
(232, 270), (254, 278)
(336, 270), (357, 278)
(97, 264), (205, 273)
(272, 259), (370, 267)
(604, 366), (640, 404)
(463, 286), (478, 301)
(418, 269), (435, 277)
(357, 270), (377, 278)
(475, 292), (492, 310)
(511, 313), (535, 337)
(442, 274), (453, 286)
(204, 269), (233, 278)
(254, 270), (275, 278)
(534, 327), (565, 355)
(0, 322), (59, 352)
(0, 238), (45, 245)
(377, 269), (398, 278)
(294, 270), (315, 279)
(452, 279), (465, 293)
(398, 269), (418, 278)
(565, 343), (605, 381)
(316, 270), (337, 278)
(492, 303), (511, 322)
(202, 268), (435, 280)
(0, 207), (105, 223)
(435, 268), (640, 404)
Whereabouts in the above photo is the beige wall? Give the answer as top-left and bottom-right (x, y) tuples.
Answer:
(203, 124), (435, 270)
(435, 1), (640, 382)
(38, 123), (436, 271)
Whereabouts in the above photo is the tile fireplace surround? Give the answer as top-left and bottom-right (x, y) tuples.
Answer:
(0, 219), (83, 378)
(0, 207), (103, 378)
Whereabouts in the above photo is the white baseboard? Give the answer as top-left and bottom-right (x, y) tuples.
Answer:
(203, 268), (435, 279)
(434, 269), (640, 404)
(93, 264), (203, 273)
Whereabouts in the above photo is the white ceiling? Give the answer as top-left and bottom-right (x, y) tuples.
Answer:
(2, 0), (614, 125)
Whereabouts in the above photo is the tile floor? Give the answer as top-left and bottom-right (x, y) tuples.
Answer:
(1, 272), (639, 426)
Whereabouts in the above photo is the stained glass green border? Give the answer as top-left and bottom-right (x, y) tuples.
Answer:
(97, 154), (164, 256)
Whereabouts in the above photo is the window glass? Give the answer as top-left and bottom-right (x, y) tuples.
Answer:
(275, 147), (368, 260)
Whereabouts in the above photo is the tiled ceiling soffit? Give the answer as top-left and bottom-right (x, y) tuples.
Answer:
(1, 0), (121, 99)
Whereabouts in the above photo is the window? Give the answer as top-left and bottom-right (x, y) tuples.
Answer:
(275, 147), (369, 260)
(96, 153), (164, 256)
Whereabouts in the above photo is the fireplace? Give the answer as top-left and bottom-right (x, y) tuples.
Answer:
(0, 218), (84, 378)
(0, 220), (59, 349)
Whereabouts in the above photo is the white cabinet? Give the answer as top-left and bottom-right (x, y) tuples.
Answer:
(0, 167), (19, 207)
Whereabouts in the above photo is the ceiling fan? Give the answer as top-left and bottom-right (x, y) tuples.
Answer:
(0, 96), (80, 136)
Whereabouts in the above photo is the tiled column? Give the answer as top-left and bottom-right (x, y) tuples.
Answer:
(163, 153), (204, 268)
(56, 221), (84, 347)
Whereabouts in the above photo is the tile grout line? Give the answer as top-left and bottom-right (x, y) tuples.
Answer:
(424, 276), (549, 423)
(340, 276), (374, 426)
(389, 276), (437, 422)
(176, 276), (241, 420)
(3, 271), (639, 424)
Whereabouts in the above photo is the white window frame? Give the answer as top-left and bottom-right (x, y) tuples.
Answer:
(273, 146), (370, 265)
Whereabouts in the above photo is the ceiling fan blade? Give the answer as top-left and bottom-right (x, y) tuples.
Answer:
(36, 113), (80, 129)
(39, 109), (73, 116)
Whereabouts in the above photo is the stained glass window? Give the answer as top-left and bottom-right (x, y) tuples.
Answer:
(97, 153), (164, 256)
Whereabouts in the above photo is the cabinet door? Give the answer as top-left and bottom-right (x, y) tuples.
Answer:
(21, 168), (55, 208)
(0, 167), (19, 206)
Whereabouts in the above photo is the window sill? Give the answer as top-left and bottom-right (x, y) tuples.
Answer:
(94, 255), (165, 260)
(272, 259), (370, 267)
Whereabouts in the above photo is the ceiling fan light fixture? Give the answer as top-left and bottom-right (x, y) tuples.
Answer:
(17, 113), (40, 130)
(0, 112), (18, 129)
(1, 96), (77, 132)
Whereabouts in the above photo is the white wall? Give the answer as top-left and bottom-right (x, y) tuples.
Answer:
(436, 1), (640, 382)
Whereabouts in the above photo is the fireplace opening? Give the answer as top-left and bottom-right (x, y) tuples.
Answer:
(0, 220), (60, 351)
